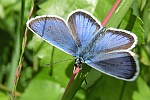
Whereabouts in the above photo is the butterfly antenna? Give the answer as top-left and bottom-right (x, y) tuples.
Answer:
(44, 58), (74, 67)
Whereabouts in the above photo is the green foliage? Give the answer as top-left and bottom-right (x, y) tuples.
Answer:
(119, 8), (144, 44)
(37, 0), (96, 17)
(0, 0), (150, 100)
(19, 69), (64, 100)
(0, 91), (9, 100)
(133, 76), (150, 100)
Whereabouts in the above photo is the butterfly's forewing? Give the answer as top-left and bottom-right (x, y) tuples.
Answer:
(67, 10), (102, 48)
(85, 51), (139, 81)
(27, 16), (77, 56)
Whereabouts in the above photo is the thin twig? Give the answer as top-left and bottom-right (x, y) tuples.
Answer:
(10, 1), (34, 99)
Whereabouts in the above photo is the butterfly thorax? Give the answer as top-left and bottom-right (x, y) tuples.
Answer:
(76, 27), (106, 61)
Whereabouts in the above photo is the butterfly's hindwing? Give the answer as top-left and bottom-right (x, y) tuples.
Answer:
(85, 51), (139, 81)
(86, 28), (138, 56)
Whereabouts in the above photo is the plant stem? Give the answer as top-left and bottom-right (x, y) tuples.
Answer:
(62, 65), (91, 100)
(102, 0), (121, 26)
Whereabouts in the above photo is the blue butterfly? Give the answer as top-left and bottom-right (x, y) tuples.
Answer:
(26, 9), (139, 81)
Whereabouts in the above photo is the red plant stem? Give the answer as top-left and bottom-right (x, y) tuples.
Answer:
(102, 0), (121, 26)
(62, 66), (80, 99)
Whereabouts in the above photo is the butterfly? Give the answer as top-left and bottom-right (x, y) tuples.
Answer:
(26, 9), (139, 81)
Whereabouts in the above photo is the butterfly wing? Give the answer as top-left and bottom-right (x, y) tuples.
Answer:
(85, 51), (139, 81)
(86, 28), (138, 56)
(27, 15), (77, 56)
(67, 10), (102, 48)
(84, 28), (139, 81)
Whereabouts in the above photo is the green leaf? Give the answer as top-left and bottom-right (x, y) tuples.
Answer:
(142, 0), (150, 42)
(140, 47), (150, 66)
(0, 91), (9, 100)
(132, 76), (150, 100)
(37, 0), (96, 17)
(19, 69), (64, 100)
(87, 75), (138, 100)
(27, 35), (73, 87)
(81, 68), (102, 89)
(119, 8), (144, 44)
(140, 0), (147, 11)
(87, 75), (123, 100)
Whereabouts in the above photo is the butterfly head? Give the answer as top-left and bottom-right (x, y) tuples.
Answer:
(74, 57), (84, 70)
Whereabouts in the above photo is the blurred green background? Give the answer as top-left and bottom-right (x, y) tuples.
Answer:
(0, 0), (150, 100)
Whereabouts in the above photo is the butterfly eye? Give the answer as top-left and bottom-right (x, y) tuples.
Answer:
(74, 57), (83, 68)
